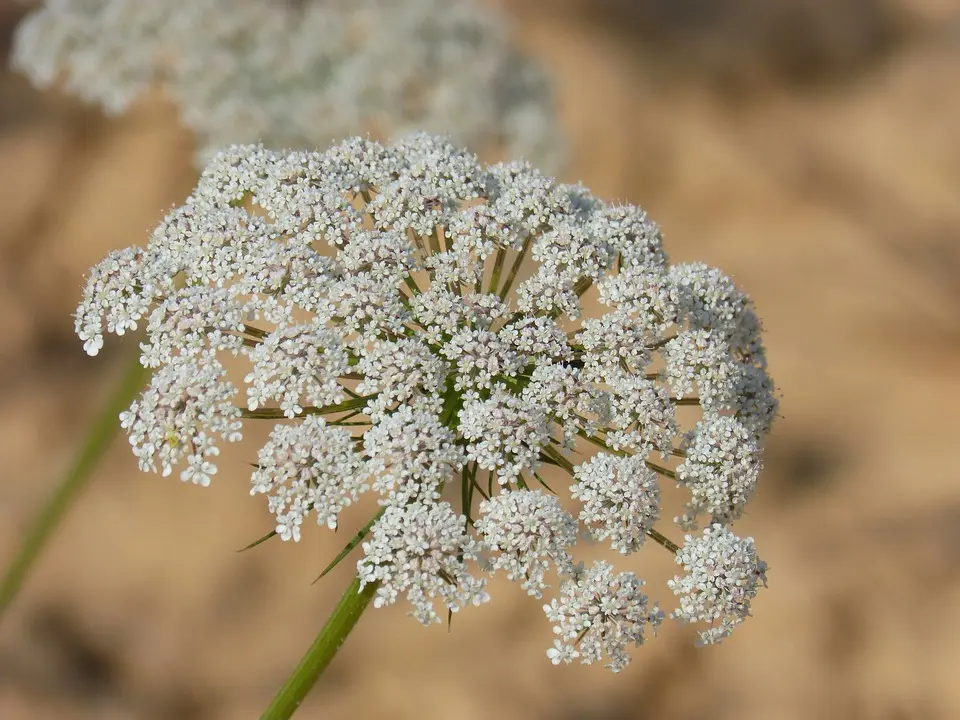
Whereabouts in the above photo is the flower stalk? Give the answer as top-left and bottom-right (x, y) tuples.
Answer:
(260, 576), (379, 720)
(0, 346), (149, 618)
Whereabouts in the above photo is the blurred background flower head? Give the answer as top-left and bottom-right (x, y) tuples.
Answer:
(11, 0), (564, 169)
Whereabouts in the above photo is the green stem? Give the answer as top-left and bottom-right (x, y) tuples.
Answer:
(260, 576), (379, 720)
(645, 460), (677, 480)
(487, 247), (507, 295)
(541, 445), (575, 474)
(646, 527), (681, 554)
(0, 347), (150, 619)
(497, 235), (533, 300)
(239, 395), (376, 419)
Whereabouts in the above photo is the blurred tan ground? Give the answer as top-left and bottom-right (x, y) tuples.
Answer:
(1, 1), (959, 718)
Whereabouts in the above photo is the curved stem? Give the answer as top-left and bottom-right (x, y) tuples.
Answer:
(260, 576), (379, 720)
(0, 348), (150, 619)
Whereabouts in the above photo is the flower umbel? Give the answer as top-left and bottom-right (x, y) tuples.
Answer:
(13, 0), (564, 169)
(76, 133), (777, 668)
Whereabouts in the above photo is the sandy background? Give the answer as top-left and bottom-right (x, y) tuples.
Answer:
(1, 0), (959, 718)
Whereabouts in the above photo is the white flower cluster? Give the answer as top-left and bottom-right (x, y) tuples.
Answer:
(76, 133), (776, 667)
(571, 453), (660, 555)
(675, 415), (761, 529)
(667, 524), (768, 645)
(544, 561), (663, 672)
(476, 490), (578, 598)
(12, 0), (564, 169)
(119, 359), (242, 487)
(252, 416), (368, 540)
(359, 502), (489, 626)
